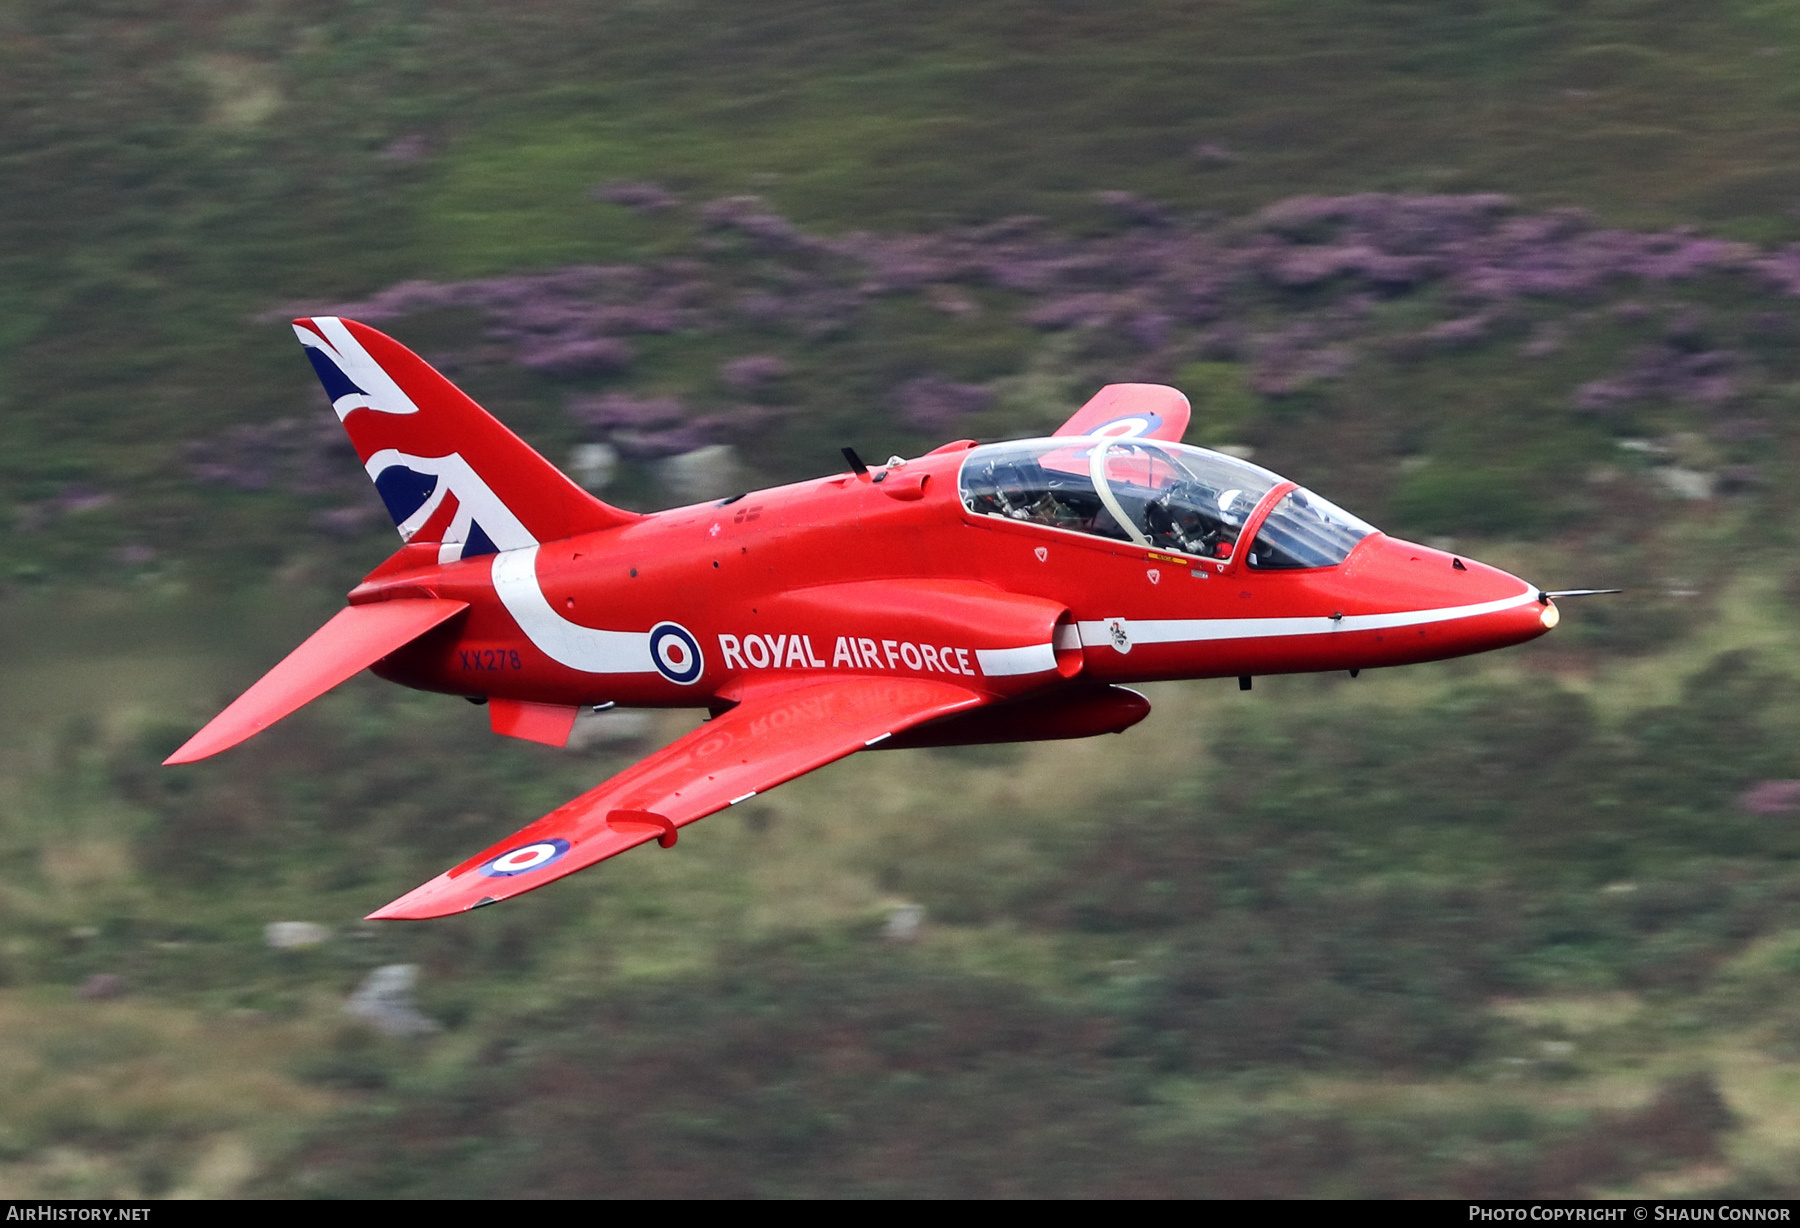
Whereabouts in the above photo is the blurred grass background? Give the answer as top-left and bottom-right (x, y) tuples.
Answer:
(7, 0), (1800, 1197)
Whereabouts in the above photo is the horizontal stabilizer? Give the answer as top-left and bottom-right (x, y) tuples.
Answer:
(368, 676), (985, 919)
(164, 599), (468, 765)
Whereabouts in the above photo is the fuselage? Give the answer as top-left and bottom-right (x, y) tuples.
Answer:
(355, 440), (1554, 709)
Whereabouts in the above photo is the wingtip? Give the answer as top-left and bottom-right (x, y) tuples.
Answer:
(364, 897), (432, 921)
(161, 722), (255, 765)
(162, 736), (217, 766)
(364, 894), (428, 921)
(363, 899), (467, 922)
(365, 876), (468, 921)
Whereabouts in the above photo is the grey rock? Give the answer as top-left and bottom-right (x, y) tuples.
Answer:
(883, 903), (924, 942)
(568, 442), (618, 492)
(343, 964), (438, 1037)
(265, 921), (330, 949)
(1654, 466), (1713, 500)
(656, 445), (742, 502)
(79, 973), (125, 1000)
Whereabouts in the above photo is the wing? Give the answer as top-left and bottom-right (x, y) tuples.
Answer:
(1053, 383), (1190, 443)
(368, 676), (986, 919)
(165, 599), (469, 765)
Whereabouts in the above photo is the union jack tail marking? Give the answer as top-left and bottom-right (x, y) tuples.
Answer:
(294, 316), (638, 564)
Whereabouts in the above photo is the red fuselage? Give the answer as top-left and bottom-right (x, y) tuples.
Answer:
(357, 444), (1551, 710)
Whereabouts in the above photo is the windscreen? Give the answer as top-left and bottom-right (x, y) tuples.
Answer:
(1247, 488), (1377, 569)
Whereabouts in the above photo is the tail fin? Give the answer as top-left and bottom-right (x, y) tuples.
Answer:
(293, 316), (639, 562)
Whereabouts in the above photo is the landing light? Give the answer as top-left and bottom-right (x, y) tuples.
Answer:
(1540, 603), (1560, 629)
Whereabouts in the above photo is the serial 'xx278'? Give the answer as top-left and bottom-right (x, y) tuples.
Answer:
(166, 316), (1582, 919)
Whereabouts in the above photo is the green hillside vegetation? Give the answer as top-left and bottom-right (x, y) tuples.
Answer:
(7, 0), (1800, 1197)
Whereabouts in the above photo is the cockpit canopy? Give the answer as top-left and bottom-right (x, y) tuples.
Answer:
(958, 437), (1377, 569)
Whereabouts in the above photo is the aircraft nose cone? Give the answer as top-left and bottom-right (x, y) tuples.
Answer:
(1348, 535), (1551, 655)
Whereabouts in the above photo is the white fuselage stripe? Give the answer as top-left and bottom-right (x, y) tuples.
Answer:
(492, 546), (656, 675)
(1076, 587), (1539, 648)
(974, 643), (1058, 676)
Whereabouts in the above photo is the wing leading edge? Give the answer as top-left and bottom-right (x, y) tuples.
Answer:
(368, 676), (987, 919)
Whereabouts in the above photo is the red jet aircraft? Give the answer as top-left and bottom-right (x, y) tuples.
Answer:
(166, 317), (1571, 919)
